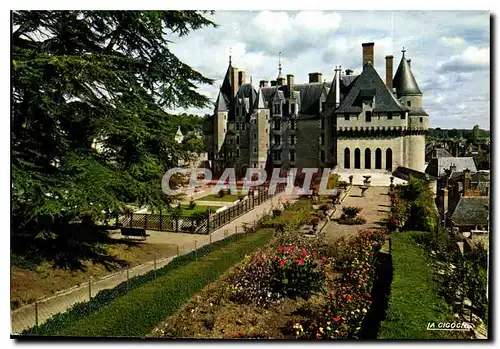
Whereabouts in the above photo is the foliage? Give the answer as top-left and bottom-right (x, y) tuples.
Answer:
(294, 230), (386, 339)
(12, 10), (216, 237)
(230, 246), (329, 307)
(338, 216), (367, 225)
(23, 227), (275, 337)
(341, 206), (362, 219)
(188, 199), (196, 210)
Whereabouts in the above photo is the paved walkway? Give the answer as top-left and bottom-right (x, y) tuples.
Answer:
(332, 170), (407, 187)
(11, 190), (297, 335)
(323, 185), (390, 244)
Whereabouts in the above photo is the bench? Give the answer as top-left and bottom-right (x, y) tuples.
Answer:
(120, 227), (147, 241)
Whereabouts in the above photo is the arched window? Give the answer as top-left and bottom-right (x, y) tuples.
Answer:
(365, 148), (371, 169)
(386, 148), (393, 171)
(375, 148), (382, 169)
(354, 148), (361, 169)
(344, 148), (350, 169)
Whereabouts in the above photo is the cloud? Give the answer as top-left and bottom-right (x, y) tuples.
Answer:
(437, 46), (489, 73)
(166, 10), (489, 129)
(441, 36), (466, 46)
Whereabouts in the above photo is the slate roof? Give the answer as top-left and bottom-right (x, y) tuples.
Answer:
(220, 64), (234, 104)
(293, 83), (326, 114)
(450, 197), (489, 226)
(426, 147), (454, 159)
(393, 55), (422, 96)
(425, 157), (477, 177)
(334, 64), (408, 114)
(408, 106), (429, 116)
(215, 91), (229, 111)
(392, 166), (436, 181)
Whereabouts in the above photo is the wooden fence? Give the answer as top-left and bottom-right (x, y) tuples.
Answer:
(120, 183), (287, 235)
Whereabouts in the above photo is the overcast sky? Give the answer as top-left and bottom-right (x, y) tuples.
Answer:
(169, 10), (490, 130)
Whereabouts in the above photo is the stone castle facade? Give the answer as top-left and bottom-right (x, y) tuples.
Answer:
(205, 42), (428, 176)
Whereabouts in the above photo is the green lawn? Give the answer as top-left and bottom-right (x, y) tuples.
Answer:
(40, 228), (275, 337)
(164, 204), (222, 216)
(378, 231), (462, 339)
(197, 193), (242, 202)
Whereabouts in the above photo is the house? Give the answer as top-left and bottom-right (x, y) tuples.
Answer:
(425, 146), (453, 163)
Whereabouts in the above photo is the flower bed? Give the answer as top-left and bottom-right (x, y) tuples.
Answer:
(151, 228), (387, 339)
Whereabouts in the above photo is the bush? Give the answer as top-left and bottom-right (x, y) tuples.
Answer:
(338, 216), (367, 225)
(230, 245), (329, 307)
(342, 206), (362, 219)
(188, 199), (196, 210)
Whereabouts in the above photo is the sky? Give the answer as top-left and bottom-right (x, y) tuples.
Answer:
(168, 10), (490, 130)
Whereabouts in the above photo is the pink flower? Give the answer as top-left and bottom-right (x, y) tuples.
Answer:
(333, 315), (340, 323)
(297, 259), (305, 266)
(346, 294), (352, 303)
(329, 290), (335, 297)
(313, 251), (317, 258)
(280, 259), (286, 268)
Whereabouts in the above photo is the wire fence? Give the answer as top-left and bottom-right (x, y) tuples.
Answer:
(12, 184), (289, 335)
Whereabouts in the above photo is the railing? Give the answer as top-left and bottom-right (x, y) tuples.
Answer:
(120, 183), (287, 235)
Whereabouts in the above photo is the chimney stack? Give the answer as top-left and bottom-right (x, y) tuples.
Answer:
(287, 74), (294, 97)
(385, 55), (394, 90)
(259, 80), (269, 88)
(238, 71), (246, 87)
(362, 42), (375, 68)
(463, 168), (471, 196)
(345, 69), (353, 76)
(231, 67), (239, 97)
(308, 72), (323, 83)
(271, 80), (277, 87)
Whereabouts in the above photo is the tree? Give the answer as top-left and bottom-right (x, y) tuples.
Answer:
(12, 11), (216, 236)
(470, 124), (480, 143)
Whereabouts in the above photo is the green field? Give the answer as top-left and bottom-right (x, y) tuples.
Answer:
(34, 228), (275, 337)
(378, 231), (462, 339)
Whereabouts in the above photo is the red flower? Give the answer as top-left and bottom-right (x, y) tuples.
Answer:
(346, 294), (352, 303)
(333, 315), (340, 323)
(329, 290), (335, 297)
(313, 251), (317, 258)
(301, 250), (309, 258)
(321, 257), (327, 264)
(280, 259), (286, 268)
(297, 259), (305, 265)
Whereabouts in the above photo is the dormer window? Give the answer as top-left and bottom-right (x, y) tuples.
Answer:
(273, 103), (281, 114)
(407, 101), (411, 107)
(401, 112), (406, 120)
(274, 120), (280, 130)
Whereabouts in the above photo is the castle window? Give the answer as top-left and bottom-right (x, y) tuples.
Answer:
(290, 150), (296, 162)
(291, 103), (296, 114)
(407, 101), (411, 107)
(224, 115), (226, 120)
(354, 148), (361, 169)
(344, 148), (350, 169)
(274, 104), (281, 114)
(223, 128), (226, 133)
(387, 113), (393, 120)
(386, 148), (393, 171)
(236, 123), (240, 130)
(253, 147), (257, 153)
(321, 101), (326, 112)
(365, 111), (372, 122)
(253, 133), (257, 140)
(274, 135), (281, 145)
(290, 135), (296, 145)
(273, 150), (281, 161)
(290, 119), (296, 130)
(274, 119), (280, 130)
(320, 134), (325, 145)
(320, 119), (325, 130)
(320, 150), (325, 163)
(241, 123), (245, 130)
(401, 113), (406, 120)
(236, 149), (240, 157)
(375, 148), (382, 169)
(345, 115), (349, 121)
(236, 135), (240, 145)
(365, 148), (371, 169)
(420, 117), (423, 123)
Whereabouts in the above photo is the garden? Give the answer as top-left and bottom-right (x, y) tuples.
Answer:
(150, 219), (387, 339)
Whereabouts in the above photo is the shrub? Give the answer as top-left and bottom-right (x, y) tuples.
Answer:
(230, 246), (329, 307)
(188, 199), (196, 210)
(310, 216), (321, 226)
(218, 189), (225, 198)
(342, 206), (362, 219)
(338, 216), (367, 225)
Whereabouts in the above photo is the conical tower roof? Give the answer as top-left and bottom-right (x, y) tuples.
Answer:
(256, 87), (267, 109)
(215, 91), (228, 111)
(393, 49), (422, 96)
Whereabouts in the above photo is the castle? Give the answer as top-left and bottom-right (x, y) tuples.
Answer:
(205, 42), (428, 177)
